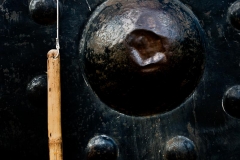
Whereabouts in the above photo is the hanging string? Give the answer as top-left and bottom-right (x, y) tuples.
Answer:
(55, 0), (60, 58)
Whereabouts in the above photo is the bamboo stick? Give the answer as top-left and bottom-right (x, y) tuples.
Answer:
(47, 49), (63, 160)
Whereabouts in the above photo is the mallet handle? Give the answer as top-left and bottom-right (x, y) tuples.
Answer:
(47, 49), (63, 160)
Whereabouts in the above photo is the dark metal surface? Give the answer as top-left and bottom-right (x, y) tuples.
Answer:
(1, 0), (240, 159)
(80, 0), (205, 116)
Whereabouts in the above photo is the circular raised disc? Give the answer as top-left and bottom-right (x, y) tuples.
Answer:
(26, 75), (47, 108)
(80, 0), (205, 116)
(164, 136), (197, 160)
(228, 0), (240, 30)
(29, 0), (61, 25)
(86, 135), (118, 160)
(222, 85), (240, 119)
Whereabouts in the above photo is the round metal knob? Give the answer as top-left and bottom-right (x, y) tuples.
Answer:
(26, 75), (47, 108)
(223, 85), (240, 118)
(86, 135), (118, 160)
(29, 0), (61, 25)
(80, 0), (205, 116)
(164, 136), (197, 160)
(228, 0), (240, 30)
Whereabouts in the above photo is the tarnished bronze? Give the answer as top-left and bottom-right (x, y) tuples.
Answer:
(80, 0), (206, 116)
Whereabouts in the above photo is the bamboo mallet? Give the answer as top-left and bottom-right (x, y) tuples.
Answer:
(47, 49), (63, 160)
(47, 0), (63, 158)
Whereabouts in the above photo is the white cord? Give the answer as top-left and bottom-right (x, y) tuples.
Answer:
(55, 0), (60, 58)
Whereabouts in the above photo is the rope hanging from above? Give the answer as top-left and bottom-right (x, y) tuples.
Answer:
(55, 0), (60, 58)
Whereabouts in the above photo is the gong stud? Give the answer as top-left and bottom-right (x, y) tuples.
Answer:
(29, 0), (62, 25)
(222, 85), (240, 119)
(163, 136), (197, 160)
(26, 74), (47, 108)
(228, 0), (240, 30)
(86, 135), (118, 160)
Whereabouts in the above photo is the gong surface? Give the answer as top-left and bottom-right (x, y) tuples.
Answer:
(1, 0), (240, 160)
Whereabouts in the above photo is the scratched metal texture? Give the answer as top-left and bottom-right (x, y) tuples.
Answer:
(0, 0), (240, 160)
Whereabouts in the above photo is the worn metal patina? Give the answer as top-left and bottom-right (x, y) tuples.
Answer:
(1, 0), (240, 159)
(80, 0), (205, 116)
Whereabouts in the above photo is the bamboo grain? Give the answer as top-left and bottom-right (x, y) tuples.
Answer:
(47, 49), (63, 160)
